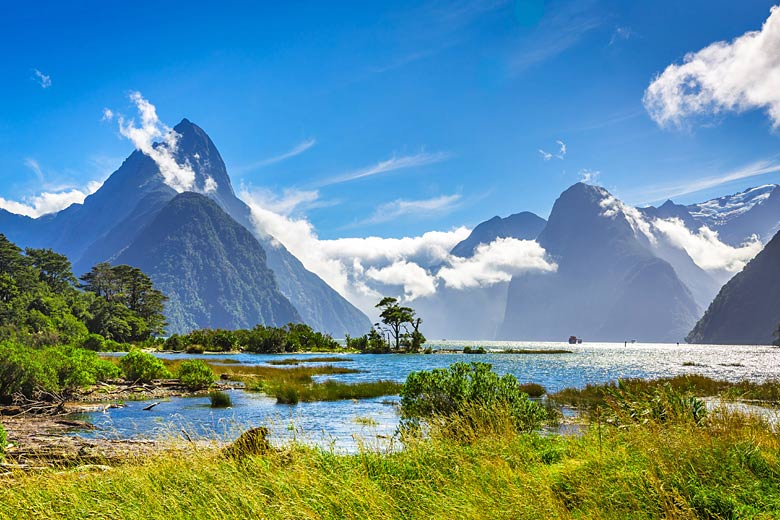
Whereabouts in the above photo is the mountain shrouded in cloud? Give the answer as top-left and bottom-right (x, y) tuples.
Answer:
(0, 97), (372, 336)
(687, 228), (780, 345)
(2, 92), (779, 341)
(499, 183), (702, 342)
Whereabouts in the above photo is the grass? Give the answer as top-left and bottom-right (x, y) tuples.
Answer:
(550, 374), (780, 408)
(1, 402), (779, 519)
(209, 391), (232, 408)
(266, 357), (354, 366)
(272, 380), (402, 404)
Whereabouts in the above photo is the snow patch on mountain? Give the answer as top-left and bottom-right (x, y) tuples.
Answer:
(688, 184), (778, 225)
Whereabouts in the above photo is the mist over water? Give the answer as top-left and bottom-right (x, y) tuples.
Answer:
(80, 342), (780, 451)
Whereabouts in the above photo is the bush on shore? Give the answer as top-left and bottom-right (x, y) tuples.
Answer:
(119, 349), (171, 383)
(400, 362), (548, 435)
(177, 359), (216, 390)
(0, 341), (120, 402)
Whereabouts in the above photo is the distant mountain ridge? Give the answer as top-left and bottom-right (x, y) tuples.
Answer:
(0, 119), (371, 337)
(450, 212), (546, 258)
(499, 183), (700, 342)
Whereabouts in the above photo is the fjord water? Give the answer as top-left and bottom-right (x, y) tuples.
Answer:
(80, 341), (780, 451)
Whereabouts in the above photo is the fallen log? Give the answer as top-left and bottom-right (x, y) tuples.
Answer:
(142, 402), (160, 411)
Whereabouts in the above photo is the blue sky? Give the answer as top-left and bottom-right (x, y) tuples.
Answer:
(2, 0), (780, 240)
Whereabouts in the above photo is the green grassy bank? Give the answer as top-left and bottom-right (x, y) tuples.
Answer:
(1, 403), (779, 519)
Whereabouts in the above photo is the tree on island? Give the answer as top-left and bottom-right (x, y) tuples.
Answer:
(374, 296), (426, 353)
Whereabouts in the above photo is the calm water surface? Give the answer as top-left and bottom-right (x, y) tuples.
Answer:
(79, 341), (780, 451)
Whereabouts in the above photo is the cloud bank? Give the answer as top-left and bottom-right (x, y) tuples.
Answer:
(239, 188), (557, 314)
(644, 6), (780, 128)
(652, 218), (762, 273)
(0, 180), (103, 218)
(600, 194), (762, 274)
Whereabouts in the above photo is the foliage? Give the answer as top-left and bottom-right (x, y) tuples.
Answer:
(164, 324), (342, 354)
(463, 346), (486, 354)
(550, 374), (780, 409)
(375, 297), (415, 351)
(270, 379), (401, 405)
(119, 350), (171, 383)
(0, 234), (167, 347)
(3, 403), (780, 518)
(400, 362), (548, 434)
(209, 390), (232, 408)
(346, 327), (391, 353)
(603, 382), (708, 426)
(0, 421), (5, 460)
(81, 263), (168, 342)
(0, 341), (120, 402)
(177, 359), (216, 390)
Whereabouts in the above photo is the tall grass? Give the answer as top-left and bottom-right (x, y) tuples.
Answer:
(550, 374), (780, 409)
(0, 403), (778, 519)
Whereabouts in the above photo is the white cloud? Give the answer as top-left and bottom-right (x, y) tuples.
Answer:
(203, 176), (218, 194)
(239, 188), (557, 315)
(32, 69), (51, 88)
(364, 194), (461, 224)
(579, 168), (600, 184)
(319, 151), (451, 186)
(609, 26), (633, 46)
(366, 261), (437, 300)
(598, 191), (763, 274)
(556, 140), (567, 159)
(653, 218), (762, 272)
(114, 91), (196, 193)
(235, 138), (316, 173)
(644, 6), (780, 128)
(539, 140), (566, 161)
(101, 108), (114, 122)
(24, 158), (44, 182)
(599, 192), (656, 244)
(0, 179), (103, 218)
(246, 188), (322, 216)
(438, 237), (557, 289)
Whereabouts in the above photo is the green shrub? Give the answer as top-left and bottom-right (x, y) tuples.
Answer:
(119, 350), (170, 383)
(177, 359), (216, 390)
(80, 333), (105, 351)
(209, 390), (232, 408)
(186, 344), (205, 354)
(463, 346), (486, 354)
(0, 342), (119, 401)
(164, 334), (185, 351)
(400, 362), (547, 434)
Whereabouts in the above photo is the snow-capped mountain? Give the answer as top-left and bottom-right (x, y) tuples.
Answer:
(688, 184), (778, 226)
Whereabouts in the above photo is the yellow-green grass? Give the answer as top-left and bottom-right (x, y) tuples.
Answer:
(266, 356), (354, 366)
(270, 379), (402, 404)
(551, 374), (780, 408)
(1, 406), (779, 519)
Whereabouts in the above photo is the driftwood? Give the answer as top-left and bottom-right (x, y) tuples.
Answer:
(10, 390), (68, 416)
(142, 402), (160, 411)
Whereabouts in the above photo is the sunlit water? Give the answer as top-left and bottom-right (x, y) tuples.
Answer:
(76, 341), (780, 451)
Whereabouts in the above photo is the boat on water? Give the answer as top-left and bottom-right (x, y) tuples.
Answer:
(568, 336), (583, 344)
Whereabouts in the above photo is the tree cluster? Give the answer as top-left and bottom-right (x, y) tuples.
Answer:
(346, 297), (427, 353)
(163, 323), (341, 353)
(0, 234), (167, 347)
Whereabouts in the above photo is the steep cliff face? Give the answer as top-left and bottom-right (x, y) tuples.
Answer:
(499, 183), (700, 342)
(687, 229), (780, 345)
(115, 192), (301, 334)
